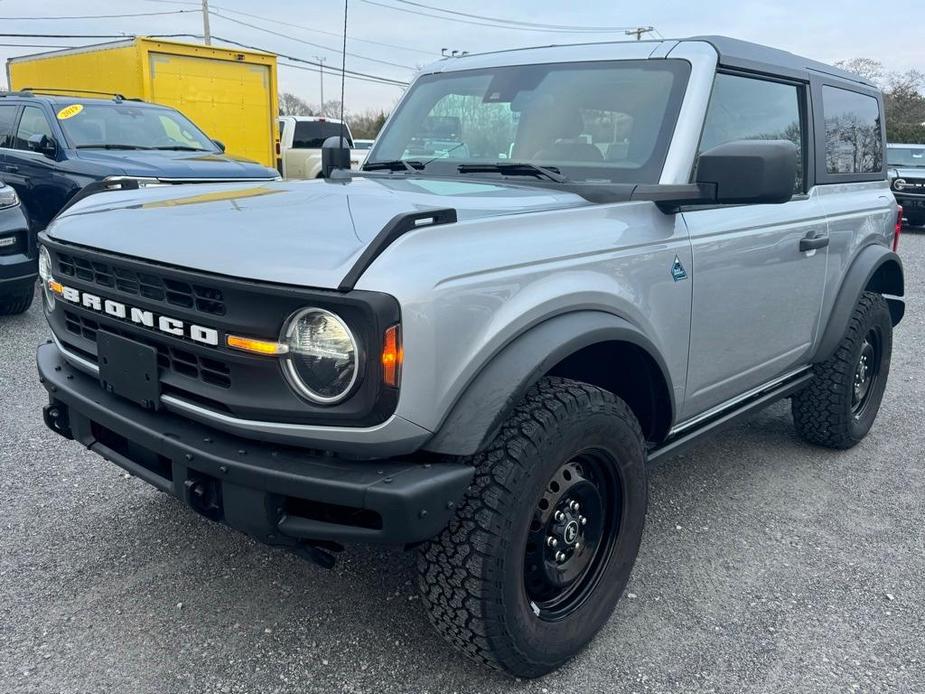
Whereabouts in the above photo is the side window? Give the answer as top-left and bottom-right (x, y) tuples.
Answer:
(699, 73), (804, 192)
(13, 106), (54, 151)
(821, 86), (883, 175)
(0, 105), (17, 148)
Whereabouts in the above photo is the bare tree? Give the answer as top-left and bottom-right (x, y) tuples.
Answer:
(835, 58), (886, 87)
(279, 92), (314, 116)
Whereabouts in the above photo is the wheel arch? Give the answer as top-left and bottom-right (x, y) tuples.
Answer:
(815, 244), (904, 363)
(422, 311), (675, 456)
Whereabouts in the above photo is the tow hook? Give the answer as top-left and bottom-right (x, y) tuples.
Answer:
(43, 403), (73, 440)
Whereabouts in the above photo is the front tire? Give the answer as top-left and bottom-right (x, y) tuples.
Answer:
(792, 292), (892, 448)
(0, 285), (34, 316)
(417, 377), (647, 677)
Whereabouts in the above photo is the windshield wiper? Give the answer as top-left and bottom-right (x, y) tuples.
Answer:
(75, 144), (153, 150)
(363, 159), (426, 173)
(457, 162), (568, 183)
(152, 145), (210, 151)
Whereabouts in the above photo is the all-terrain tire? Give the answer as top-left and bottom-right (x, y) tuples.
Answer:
(417, 377), (648, 677)
(0, 286), (34, 316)
(792, 291), (892, 449)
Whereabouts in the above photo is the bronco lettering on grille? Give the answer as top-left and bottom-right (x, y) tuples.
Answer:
(58, 284), (219, 346)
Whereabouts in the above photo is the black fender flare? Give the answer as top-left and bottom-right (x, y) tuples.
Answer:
(423, 311), (675, 456)
(814, 245), (904, 363)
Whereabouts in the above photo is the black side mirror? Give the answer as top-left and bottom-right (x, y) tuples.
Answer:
(696, 140), (797, 205)
(212, 138), (226, 153)
(321, 135), (351, 178)
(28, 133), (57, 159)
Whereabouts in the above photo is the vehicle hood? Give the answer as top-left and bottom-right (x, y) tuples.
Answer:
(73, 148), (278, 179)
(46, 176), (590, 288)
(890, 166), (925, 179)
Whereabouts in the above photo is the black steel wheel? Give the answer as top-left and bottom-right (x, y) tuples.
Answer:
(793, 291), (893, 448)
(850, 328), (882, 419)
(523, 452), (622, 621)
(418, 377), (647, 677)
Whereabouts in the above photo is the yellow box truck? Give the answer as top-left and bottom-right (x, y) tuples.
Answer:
(6, 38), (279, 167)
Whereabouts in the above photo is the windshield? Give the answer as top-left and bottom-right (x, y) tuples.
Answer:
(888, 146), (925, 168)
(366, 59), (690, 183)
(57, 103), (216, 151)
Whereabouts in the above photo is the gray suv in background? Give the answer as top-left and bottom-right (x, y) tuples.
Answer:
(35, 36), (904, 677)
(888, 142), (925, 226)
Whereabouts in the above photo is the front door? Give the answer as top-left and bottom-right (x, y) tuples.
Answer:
(680, 72), (828, 420)
(4, 105), (68, 231)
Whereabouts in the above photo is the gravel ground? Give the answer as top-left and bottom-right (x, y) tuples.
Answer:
(1, 232), (923, 694)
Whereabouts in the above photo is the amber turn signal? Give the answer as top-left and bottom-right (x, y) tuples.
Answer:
(226, 334), (288, 356)
(381, 324), (403, 388)
(48, 279), (64, 295)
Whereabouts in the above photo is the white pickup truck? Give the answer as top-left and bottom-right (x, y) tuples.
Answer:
(277, 116), (367, 179)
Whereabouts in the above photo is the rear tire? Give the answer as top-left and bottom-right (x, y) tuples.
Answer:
(792, 292), (892, 449)
(0, 285), (34, 315)
(417, 377), (648, 677)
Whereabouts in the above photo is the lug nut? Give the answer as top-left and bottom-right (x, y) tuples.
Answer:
(546, 536), (558, 548)
(555, 551), (566, 562)
(579, 516), (587, 526)
(554, 511), (565, 522)
(570, 501), (580, 512)
(574, 542), (581, 551)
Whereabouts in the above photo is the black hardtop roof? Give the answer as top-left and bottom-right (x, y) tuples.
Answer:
(692, 35), (878, 90)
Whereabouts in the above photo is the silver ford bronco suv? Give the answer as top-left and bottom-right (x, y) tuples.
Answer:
(36, 36), (905, 677)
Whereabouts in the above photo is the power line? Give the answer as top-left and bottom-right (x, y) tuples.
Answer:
(358, 0), (634, 33)
(0, 42), (84, 48)
(389, 0), (638, 32)
(277, 61), (404, 88)
(209, 5), (435, 58)
(0, 10), (191, 20)
(0, 32), (134, 38)
(209, 10), (415, 70)
(208, 34), (409, 86)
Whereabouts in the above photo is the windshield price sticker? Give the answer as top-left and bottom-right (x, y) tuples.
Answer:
(56, 104), (84, 120)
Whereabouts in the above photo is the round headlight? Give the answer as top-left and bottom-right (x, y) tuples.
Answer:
(281, 308), (359, 404)
(38, 245), (54, 310)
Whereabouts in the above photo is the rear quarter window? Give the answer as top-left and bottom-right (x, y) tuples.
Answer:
(821, 86), (883, 176)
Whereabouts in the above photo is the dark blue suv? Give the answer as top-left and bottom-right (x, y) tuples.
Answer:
(0, 91), (279, 232)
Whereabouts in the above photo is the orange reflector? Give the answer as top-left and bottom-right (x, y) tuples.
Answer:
(381, 324), (403, 388)
(48, 279), (63, 295)
(226, 334), (288, 356)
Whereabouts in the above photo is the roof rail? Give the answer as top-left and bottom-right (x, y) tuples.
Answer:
(20, 87), (144, 103)
(0, 90), (34, 98)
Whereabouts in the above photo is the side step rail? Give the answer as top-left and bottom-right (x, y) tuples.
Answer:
(648, 370), (814, 463)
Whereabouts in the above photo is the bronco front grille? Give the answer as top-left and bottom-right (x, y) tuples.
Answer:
(63, 310), (232, 389)
(56, 252), (226, 316)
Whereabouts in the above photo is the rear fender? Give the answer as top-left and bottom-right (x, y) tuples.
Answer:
(814, 245), (904, 363)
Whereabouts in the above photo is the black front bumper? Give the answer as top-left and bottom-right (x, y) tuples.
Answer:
(37, 342), (472, 547)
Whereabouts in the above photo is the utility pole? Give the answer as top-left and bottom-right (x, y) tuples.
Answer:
(314, 56), (327, 115)
(625, 26), (654, 41)
(201, 0), (211, 45)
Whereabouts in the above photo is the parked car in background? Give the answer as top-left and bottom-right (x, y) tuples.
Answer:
(277, 116), (365, 178)
(0, 92), (280, 231)
(887, 142), (925, 226)
(0, 182), (34, 315)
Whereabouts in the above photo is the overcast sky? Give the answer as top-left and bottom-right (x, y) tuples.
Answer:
(0, 0), (921, 114)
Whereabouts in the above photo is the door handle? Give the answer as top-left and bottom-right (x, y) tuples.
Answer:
(800, 232), (829, 252)
(2, 165), (18, 173)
